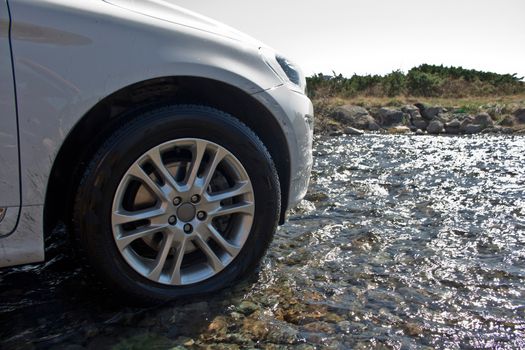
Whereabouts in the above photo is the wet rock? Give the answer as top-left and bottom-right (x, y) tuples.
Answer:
(237, 300), (260, 315)
(304, 191), (329, 203)
(265, 324), (298, 344)
(415, 129), (426, 135)
(473, 112), (494, 127)
(463, 124), (483, 134)
(343, 127), (365, 135)
(376, 107), (407, 127)
(402, 322), (424, 337)
(242, 318), (269, 339)
(230, 311), (244, 321)
(208, 316), (229, 335)
(514, 108), (525, 123)
(330, 105), (376, 130)
(427, 120), (444, 134)
(303, 321), (336, 334)
(387, 126), (411, 134)
(324, 312), (344, 323)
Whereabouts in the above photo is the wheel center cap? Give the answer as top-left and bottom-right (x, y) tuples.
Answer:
(177, 203), (196, 222)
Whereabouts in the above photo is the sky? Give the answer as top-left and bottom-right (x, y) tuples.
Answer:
(173, 0), (525, 79)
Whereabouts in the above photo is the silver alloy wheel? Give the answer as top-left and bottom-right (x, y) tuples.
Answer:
(111, 138), (255, 285)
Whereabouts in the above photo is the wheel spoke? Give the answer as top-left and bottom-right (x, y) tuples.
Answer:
(115, 224), (167, 251)
(194, 235), (224, 272)
(206, 224), (240, 256)
(169, 238), (188, 285)
(184, 140), (207, 189)
(207, 181), (251, 203)
(148, 232), (175, 281)
(200, 147), (227, 191)
(146, 147), (181, 193)
(211, 202), (254, 218)
(127, 163), (168, 202)
(112, 207), (165, 225)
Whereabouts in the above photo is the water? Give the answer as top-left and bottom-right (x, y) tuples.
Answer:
(1, 135), (524, 349)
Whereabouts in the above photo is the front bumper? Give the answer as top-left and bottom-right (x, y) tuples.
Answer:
(251, 85), (314, 211)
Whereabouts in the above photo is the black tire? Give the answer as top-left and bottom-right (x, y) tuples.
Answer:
(73, 105), (281, 303)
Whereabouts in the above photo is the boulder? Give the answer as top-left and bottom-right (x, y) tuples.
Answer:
(411, 115), (428, 130)
(473, 112), (494, 127)
(427, 120), (444, 134)
(463, 124), (483, 134)
(401, 105), (421, 118)
(376, 107), (406, 127)
(330, 105), (376, 130)
(444, 119), (461, 134)
(343, 127), (365, 135)
(416, 104), (445, 120)
(369, 121), (381, 131)
(514, 108), (525, 123)
(415, 129), (426, 135)
(460, 116), (475, 132)
(481, 127), (498, 134)
(500, 115), (515, 126)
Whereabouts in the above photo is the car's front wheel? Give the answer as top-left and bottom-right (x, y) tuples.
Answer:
(73, 105), (280, 303)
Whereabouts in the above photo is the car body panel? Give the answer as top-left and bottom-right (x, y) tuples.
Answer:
(0, 0), (313, 268)
(252, 86), (313, 208)
(0, 0), (21, 235)
(8, 0), (283, 207)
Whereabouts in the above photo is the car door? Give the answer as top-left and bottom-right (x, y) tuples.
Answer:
(0, 0), (21, 236)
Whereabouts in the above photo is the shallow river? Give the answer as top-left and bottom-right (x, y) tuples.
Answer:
(1, 135), (525, 349)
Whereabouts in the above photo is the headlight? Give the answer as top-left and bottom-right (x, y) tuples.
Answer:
(259, 47), (306, 94)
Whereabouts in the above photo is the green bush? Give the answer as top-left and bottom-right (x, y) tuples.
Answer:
(382, 70), (406, 97)
(406, 69), (442, 96)
(306, 64), (525, 99)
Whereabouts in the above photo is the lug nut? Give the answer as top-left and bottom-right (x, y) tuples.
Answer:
(197, 211), (207, 220)
(190, 195), (201, 203)
(173, 197), (182, 206)
(183, 224), (193, 234)
(168, 216), (177, 225)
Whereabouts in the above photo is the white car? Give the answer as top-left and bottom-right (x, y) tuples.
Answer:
(0, 0), (313, 302)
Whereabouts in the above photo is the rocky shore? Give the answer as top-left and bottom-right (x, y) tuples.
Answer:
(318, 102), (525, 136)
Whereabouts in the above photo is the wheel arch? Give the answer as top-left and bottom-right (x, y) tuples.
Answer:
(43, 76), (291, 235)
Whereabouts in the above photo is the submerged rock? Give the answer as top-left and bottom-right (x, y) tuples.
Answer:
(237, 301), (260, 316)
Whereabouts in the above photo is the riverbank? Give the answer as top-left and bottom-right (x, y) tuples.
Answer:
(313, 95), (525, 136)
